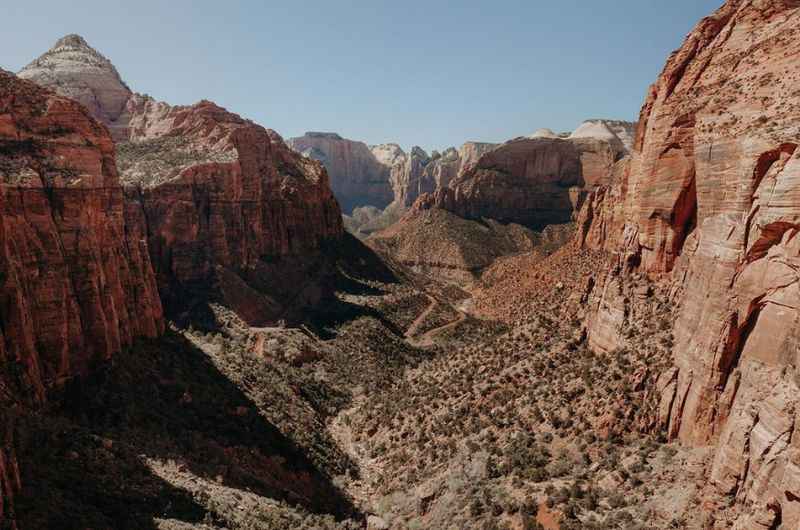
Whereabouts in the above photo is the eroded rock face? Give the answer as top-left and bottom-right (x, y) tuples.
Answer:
(581, 0), (800, 525)
(289, 134), (497, 213)
(120, 99), (343, 324)
(0, 71), (164, 404)
(384, 142), (498, 209)
(18, 37), (345, 325)
(288, 133), (394, 213)
(18, 35), (133, 142)
(420, 137), (625, 228)
(569, 119), (637, 153)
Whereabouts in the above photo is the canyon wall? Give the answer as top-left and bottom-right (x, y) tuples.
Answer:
(289, 132), (497, 214)
(0, 71), (164, 403)
(288, 132), (395, 213)
(581, 1), (800, 526)
(120, 98), (343, 323)
(0, 71), (166, 524)
(20, 37), (345, 325)
(419, 136), (626, 228)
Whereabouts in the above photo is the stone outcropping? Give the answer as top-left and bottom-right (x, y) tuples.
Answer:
(18, 34), (133, 142)
(419, 136), (626, 228)
(384, 142), (497, 209)
(288, 133), (395, 213)
(581, 1), (800, 525)
(120, 99), (343, 323)
(0, 71), (164, 404)
(569, 119), (637, 153)
(19, 36), (344, 325)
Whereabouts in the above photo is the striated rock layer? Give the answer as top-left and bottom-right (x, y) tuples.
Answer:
(19, 36), (345, 325)
(419, 136), (626, 229)
(288, 132), (394, 213)
(581, 1), (800, 526)
(0, 71), (164, 403)
(120, 99), (343, 323)
(0, 71), (165, 526)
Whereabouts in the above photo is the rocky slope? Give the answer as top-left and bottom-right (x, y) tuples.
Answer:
(368, 207), (556, 285)
(580, 1), (800, 526)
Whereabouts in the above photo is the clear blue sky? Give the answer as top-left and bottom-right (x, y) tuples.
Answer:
(2, 0), (723, 152)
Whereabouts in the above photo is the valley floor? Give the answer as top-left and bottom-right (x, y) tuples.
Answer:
(9, 238), (711, 530)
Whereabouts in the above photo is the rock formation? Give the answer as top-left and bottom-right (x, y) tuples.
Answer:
(580, 1), (800, 525)
(569, 119), (636, 153)
(289, 132), (498, 215)
(419, 136), (626, 228)
(18, 34), (133, 142)
(19, 36), (344, 325)
(120, 98), (343, 323)
(0, 71), (166, 526)
(0, 71), (164, 404)
(288, 133), (395, 213)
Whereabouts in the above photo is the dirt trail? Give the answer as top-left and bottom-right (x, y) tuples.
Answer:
(409, 310), (467, 348)
(403, 294), (437, 339)
(405, 295), (470, 348)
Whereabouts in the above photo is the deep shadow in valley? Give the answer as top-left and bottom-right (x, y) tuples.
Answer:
(12, 331), (361, 529)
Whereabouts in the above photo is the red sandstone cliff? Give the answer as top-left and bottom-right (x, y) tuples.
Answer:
(0, 70), (165, 528)
(0, 71), (164, 403)
(581, 1), (800, 526)
(119, 97), (343, 323)
(19, 37), (345, 325)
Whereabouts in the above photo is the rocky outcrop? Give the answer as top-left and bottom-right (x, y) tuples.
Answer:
(420, 136), (626, 228)
(384, 142), (497, 209)
(0, 71), (164, 404)
(581, 1), (800, 525)
(18, 35), (133, 142)
(19, 36), (345, 326)
(288, 133), (394, 213)
(119, 99), (343, 324)
(569, 119), (637, 153)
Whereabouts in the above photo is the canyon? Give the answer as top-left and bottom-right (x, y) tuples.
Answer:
(1, 0), (799, 528)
